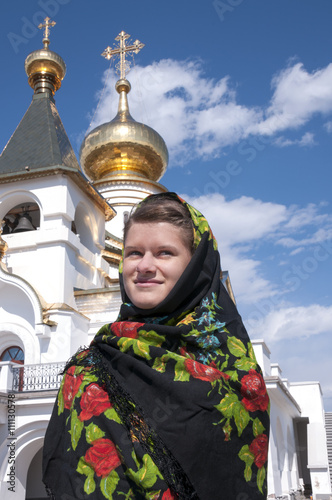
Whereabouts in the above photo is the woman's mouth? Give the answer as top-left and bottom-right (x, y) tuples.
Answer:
(134, 279), (162, 286)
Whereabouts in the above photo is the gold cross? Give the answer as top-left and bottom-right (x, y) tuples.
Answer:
(101, 31), (145, 80)
(38, 17), (56, 48)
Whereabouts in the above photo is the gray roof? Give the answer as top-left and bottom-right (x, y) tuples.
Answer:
(0, 92), (80, 177)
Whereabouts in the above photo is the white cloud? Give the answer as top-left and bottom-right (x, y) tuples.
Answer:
(184, 193), (288, 245)
(325, 121), (332, 133)
(180, 193), (332, 305)
(175, 195), (332, 407)
(89, 59), (241, 163)
(252, 62), (332, 135)
(277, 228), (332, 248)
(194, 103), (261, 155)
(185, 193), (331, 251)
(273, 131), (316, 148)
(247, 304), (332, 343)
(89, 59), (332, 165)
(284, 203), (329, 229)
(181, 193), (286, 302)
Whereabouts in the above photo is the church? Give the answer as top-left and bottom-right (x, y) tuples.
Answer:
(0, 19), (331, 500)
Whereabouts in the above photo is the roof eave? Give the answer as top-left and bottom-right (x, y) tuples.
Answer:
(0, 165), (116, 221)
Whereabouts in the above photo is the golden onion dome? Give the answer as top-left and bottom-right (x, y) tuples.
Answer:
(80, 78), (168, 184)
(24, 17), (66, 95)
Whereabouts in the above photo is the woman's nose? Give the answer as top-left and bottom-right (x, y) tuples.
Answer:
(136, 253), (156, 273)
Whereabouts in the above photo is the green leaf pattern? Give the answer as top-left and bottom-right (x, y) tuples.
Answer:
(58, 366), (169, 499)
(58, 294), (268, 497)
(145, 296), (268, 494)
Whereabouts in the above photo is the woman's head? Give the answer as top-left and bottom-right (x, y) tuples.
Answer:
(123, 193), (195, 254)
(122, 193), (195, 309)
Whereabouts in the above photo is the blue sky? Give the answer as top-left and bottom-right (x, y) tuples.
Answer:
(1, 0), (332, 410)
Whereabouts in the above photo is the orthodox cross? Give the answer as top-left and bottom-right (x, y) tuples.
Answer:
(38, 17), (56, 48)
(101, 31), (145, 80)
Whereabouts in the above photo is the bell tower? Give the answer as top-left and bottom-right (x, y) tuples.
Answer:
(0, 19), (115, 361)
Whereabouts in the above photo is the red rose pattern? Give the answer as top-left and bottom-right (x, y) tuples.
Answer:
(76, 349), (89, 360)
(79, 383), (112, 421)
(240, 370), (269, 412)
(162, 488), (176, 500)
(111, 321), (144, 338)
(84, 438), (121, 477)
(179, 346), (195, 359)
(62, 366), (84, 410)
(185, 359), (230, 382)
(249, 434), (268, 468)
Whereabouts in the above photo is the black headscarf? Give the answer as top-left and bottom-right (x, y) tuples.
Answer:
(43, 193), (269, 499)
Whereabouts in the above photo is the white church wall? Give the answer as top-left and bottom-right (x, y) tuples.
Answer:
(75, 285), (122, 337)
(0, 286), (37, 329)
(252, 339), (271, 377)
(0, 188), (42, 225)
(290, 382), (325, 422)
(253, 341), (304, 498)
(4, 238), (77, 306)
(106, 204), (131, 239)
(267, 401), (301, 497)
(40, 309), (89, 364)
(0, 267), (45, 366)
(102, 182), (166, 239)
(290, 382), (331, 498)
(108, 262), (121, 280)
(0, 326), (40, 366)
(1, 174), (110, 308)
(72, 239), (109, 291)
(31, 174), (106, 253)
(0, 364), (15, 396)
(1, 169), (330, 499)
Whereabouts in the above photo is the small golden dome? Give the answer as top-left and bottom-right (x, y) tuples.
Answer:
(25, 49), (66, 94)
(24, 17), (66, 95)
(80, 78), (168, 184)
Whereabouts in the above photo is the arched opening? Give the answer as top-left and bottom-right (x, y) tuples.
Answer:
(2, 202), (40, 234)
(123, 210), (129, 224)
(26, 447), (48, 500)
(74, 203), (95, 252)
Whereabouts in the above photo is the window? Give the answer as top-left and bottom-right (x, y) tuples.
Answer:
(0, 346), (24, 364)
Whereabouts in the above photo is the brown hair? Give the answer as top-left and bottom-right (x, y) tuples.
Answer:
(123, 193), (195, 254)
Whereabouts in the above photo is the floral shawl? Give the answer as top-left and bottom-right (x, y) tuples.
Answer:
(42, 193), (269, 500)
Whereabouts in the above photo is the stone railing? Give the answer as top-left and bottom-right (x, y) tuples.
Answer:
(11, 362), (65, 392)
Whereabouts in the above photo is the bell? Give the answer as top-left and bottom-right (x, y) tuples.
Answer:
(12, 212), (35, 233)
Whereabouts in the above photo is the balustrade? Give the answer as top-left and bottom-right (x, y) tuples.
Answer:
(12, 362), (65, 392)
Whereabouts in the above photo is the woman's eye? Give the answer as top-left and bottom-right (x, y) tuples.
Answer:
(159, 250), (173, 256)
(125, 250), (141, 257)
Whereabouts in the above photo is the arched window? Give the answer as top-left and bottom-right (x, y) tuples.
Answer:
(2, 202), (40, 234)
(74, 204), (95, 252)
(0, 346), (24, 364)
(123, 211), (129, 224)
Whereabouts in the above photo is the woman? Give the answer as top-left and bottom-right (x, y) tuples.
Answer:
(43, 193), (269, 499)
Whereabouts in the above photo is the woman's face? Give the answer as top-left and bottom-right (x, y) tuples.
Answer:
(123, 222), (192, 309)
